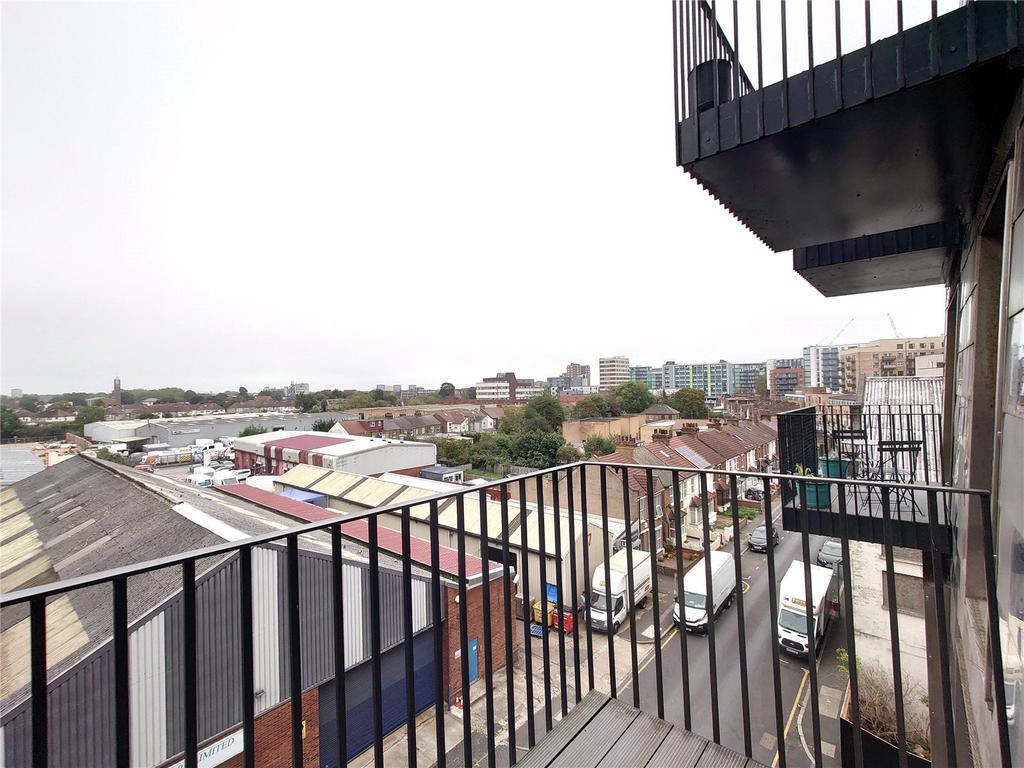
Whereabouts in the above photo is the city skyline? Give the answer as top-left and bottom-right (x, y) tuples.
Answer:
(2, 2), (945, 395)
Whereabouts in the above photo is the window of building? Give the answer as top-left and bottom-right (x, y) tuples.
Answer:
(897, 344), (903, 349)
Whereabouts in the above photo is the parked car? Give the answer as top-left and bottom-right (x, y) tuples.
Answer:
(134, 464), (155, 473)
(745, 488), (764, 501)
(816, 539), (843, 568)
(748, 524), (779, 552)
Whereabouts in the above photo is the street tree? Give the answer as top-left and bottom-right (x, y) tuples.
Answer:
(439, 382), (456, 398)
(666, 388), (710, 418)
(612, 382), (655, 414)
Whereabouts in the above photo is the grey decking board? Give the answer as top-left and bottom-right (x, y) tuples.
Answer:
(644, 726), (709, 768)
(554, 697), (640, 767)
(695, 741), (752, 768)
(516, 690), (609, 768)
(597, 706), (673, 767)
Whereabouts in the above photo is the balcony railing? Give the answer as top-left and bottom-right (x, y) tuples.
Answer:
(0, 461), (1009, 768)
(671, 0), (1018, 164)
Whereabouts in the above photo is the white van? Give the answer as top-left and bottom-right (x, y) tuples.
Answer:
(184, 473), (213, 488)
(777, 561), (837, 656)
(589, 548), (653, 634)
(212, 469), (239, 486)
(674, 550), (737, 633)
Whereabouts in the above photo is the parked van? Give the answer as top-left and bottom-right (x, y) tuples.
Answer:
(212, 469), (238, 486)
(674, 550), (736, 633)
(588, 548), (652, 634)
(184, 473), (213, 488)
(777, 561), (838, 657)
(234, 469), (251, 480)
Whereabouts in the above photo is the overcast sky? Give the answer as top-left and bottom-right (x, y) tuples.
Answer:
(2, 1), (948, 395)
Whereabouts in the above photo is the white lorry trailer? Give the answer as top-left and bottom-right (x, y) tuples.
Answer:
(588, 548), (653, 634)
(777, 560), (838, 657)
(674, 549), (737, 632)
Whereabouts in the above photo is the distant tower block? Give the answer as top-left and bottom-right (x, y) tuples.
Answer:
(113, 376), (122, 406)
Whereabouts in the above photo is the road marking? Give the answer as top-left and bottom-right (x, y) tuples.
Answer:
(771, 667), (809, 768)
(635, 625), (679, 677)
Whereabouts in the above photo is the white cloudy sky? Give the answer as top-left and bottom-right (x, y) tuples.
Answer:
(2, 1), (948, 394)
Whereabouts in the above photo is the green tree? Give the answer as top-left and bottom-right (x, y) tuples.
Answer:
(754, 374), (769, 397)
(523, 394), (566, 432)
(555, 443), (582, 465)
(462, 386), (477, 400)
(439, 382), (456, 398)
(583, 434), (617, 457)
(436, 438), (475, 466)
(512, 431), (564, 469)
(612, 382), (655, 414)
(666, 388), (710, 418)
(474, 433), (514, 469)
(295, 393), (318, 412)
(239, 424), (268, 437)
(312, 418), (336, 432)
(75, 405), (107, 425)
(18, 395), (39, 411)
(120, 391), (136, 404)
(239, 386), (252, 400)
(573, 395), (611, 419)
(498, 406), (525, 435)
(1, 407), (22, 437)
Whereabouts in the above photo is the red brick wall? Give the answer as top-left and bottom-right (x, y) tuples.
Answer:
(222, 688), (319, 768)
(443, 575), (509, 708)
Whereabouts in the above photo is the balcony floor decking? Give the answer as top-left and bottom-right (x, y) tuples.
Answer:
(518, 691), (765, 768)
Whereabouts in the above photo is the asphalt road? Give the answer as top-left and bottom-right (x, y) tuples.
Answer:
(622, 506), (833, 768)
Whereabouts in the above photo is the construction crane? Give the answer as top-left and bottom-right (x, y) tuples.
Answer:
(887, 313), (903, 339)
(820, 317), (854, 346)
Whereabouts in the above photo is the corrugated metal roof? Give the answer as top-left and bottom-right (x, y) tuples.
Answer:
(268, 434), (352, 451)
(863, 376), (944, 409)
(217, 484), (342, 522)
(277, 463), (334, 489)
(309, 471), (366, 497)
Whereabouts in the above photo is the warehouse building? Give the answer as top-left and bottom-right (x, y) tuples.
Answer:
(0, 454), (503, 767)
(232, 431), (436, 477)
(84, 411), (358, 448)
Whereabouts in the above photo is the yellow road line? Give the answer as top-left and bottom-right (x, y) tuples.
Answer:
(771, 667), (810, 768)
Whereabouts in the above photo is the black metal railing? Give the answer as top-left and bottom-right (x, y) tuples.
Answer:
(671, 0), (987, 163)
(0, 461), (1009, 768)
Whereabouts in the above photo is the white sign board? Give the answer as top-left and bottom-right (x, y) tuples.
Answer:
(166, 728), (243, 768)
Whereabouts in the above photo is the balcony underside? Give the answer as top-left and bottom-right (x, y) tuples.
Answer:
(678, 1), (1022, 275)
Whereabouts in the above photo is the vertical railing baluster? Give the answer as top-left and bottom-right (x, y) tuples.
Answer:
(579, 465), (595, 692)
(536, 476), (553, 733)
(864, 0), (873, 100)
(782, 0), (790, 125)
(837, 490), (864, 768)
(835, 1), (844, 136)
(925, 491), (955, 765)
(672, 470), (692, 731)
(645, 468), (665, 720)
(690, 0), (701, 150)
(698, 471), (720, 742)
(499, 484), (517, 765)
(879, 488), (908, 768)
(429, 501), (447, 768)
(182, 559), (199, 768)
(807, 0), (815, 118)
(732, 0), (741, 100)
(368, 521), (385, 768)
(402, 507), (419, 768)
(329, 530), (348, 768)
(286, 535), (304, 768)
(673, 0), (682, 164)
(796, 482), (823, 768)
(979, 493), (1012, 767)
(113, 576), (130, 768)
(455, 495), (472, 766)
(897, 0), (906, 89)
(566, 467), (582, 703)
(478, 491), (496, 768)
(551, 473), (568, 717)
(621, 467), (640, 709)
(518, 479), (536, 747)
(240, 546), (257, 768)
(30, 595), (48, 768)
(763, 477), (787, 768)
(728, 476), (751, 757)
(599, 464), (616, 698)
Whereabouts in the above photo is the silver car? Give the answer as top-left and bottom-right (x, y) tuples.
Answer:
(817, 539), (843, 568)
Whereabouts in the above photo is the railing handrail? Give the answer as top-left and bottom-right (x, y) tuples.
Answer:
(0, 460), (987, 608)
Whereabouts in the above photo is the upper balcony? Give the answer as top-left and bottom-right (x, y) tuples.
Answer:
(0, 459), (1011, 768)
(672, 0), (1023, 296)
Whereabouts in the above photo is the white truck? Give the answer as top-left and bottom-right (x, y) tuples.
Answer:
(777, 560), (838, 657)
(588, 548), (652, 634)
(674, 549), (737, 632)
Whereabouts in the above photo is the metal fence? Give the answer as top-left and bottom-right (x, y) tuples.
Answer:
(0, 460), (1009, 768)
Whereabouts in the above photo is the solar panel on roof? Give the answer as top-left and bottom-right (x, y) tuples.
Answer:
(675, 445), (711, 468)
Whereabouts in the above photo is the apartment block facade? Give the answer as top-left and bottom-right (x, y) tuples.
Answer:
(598, 356), (630, 390)
(475, 372), (546, 401)
(730, 361), (767, 394)
(839, 336), (945, 393)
